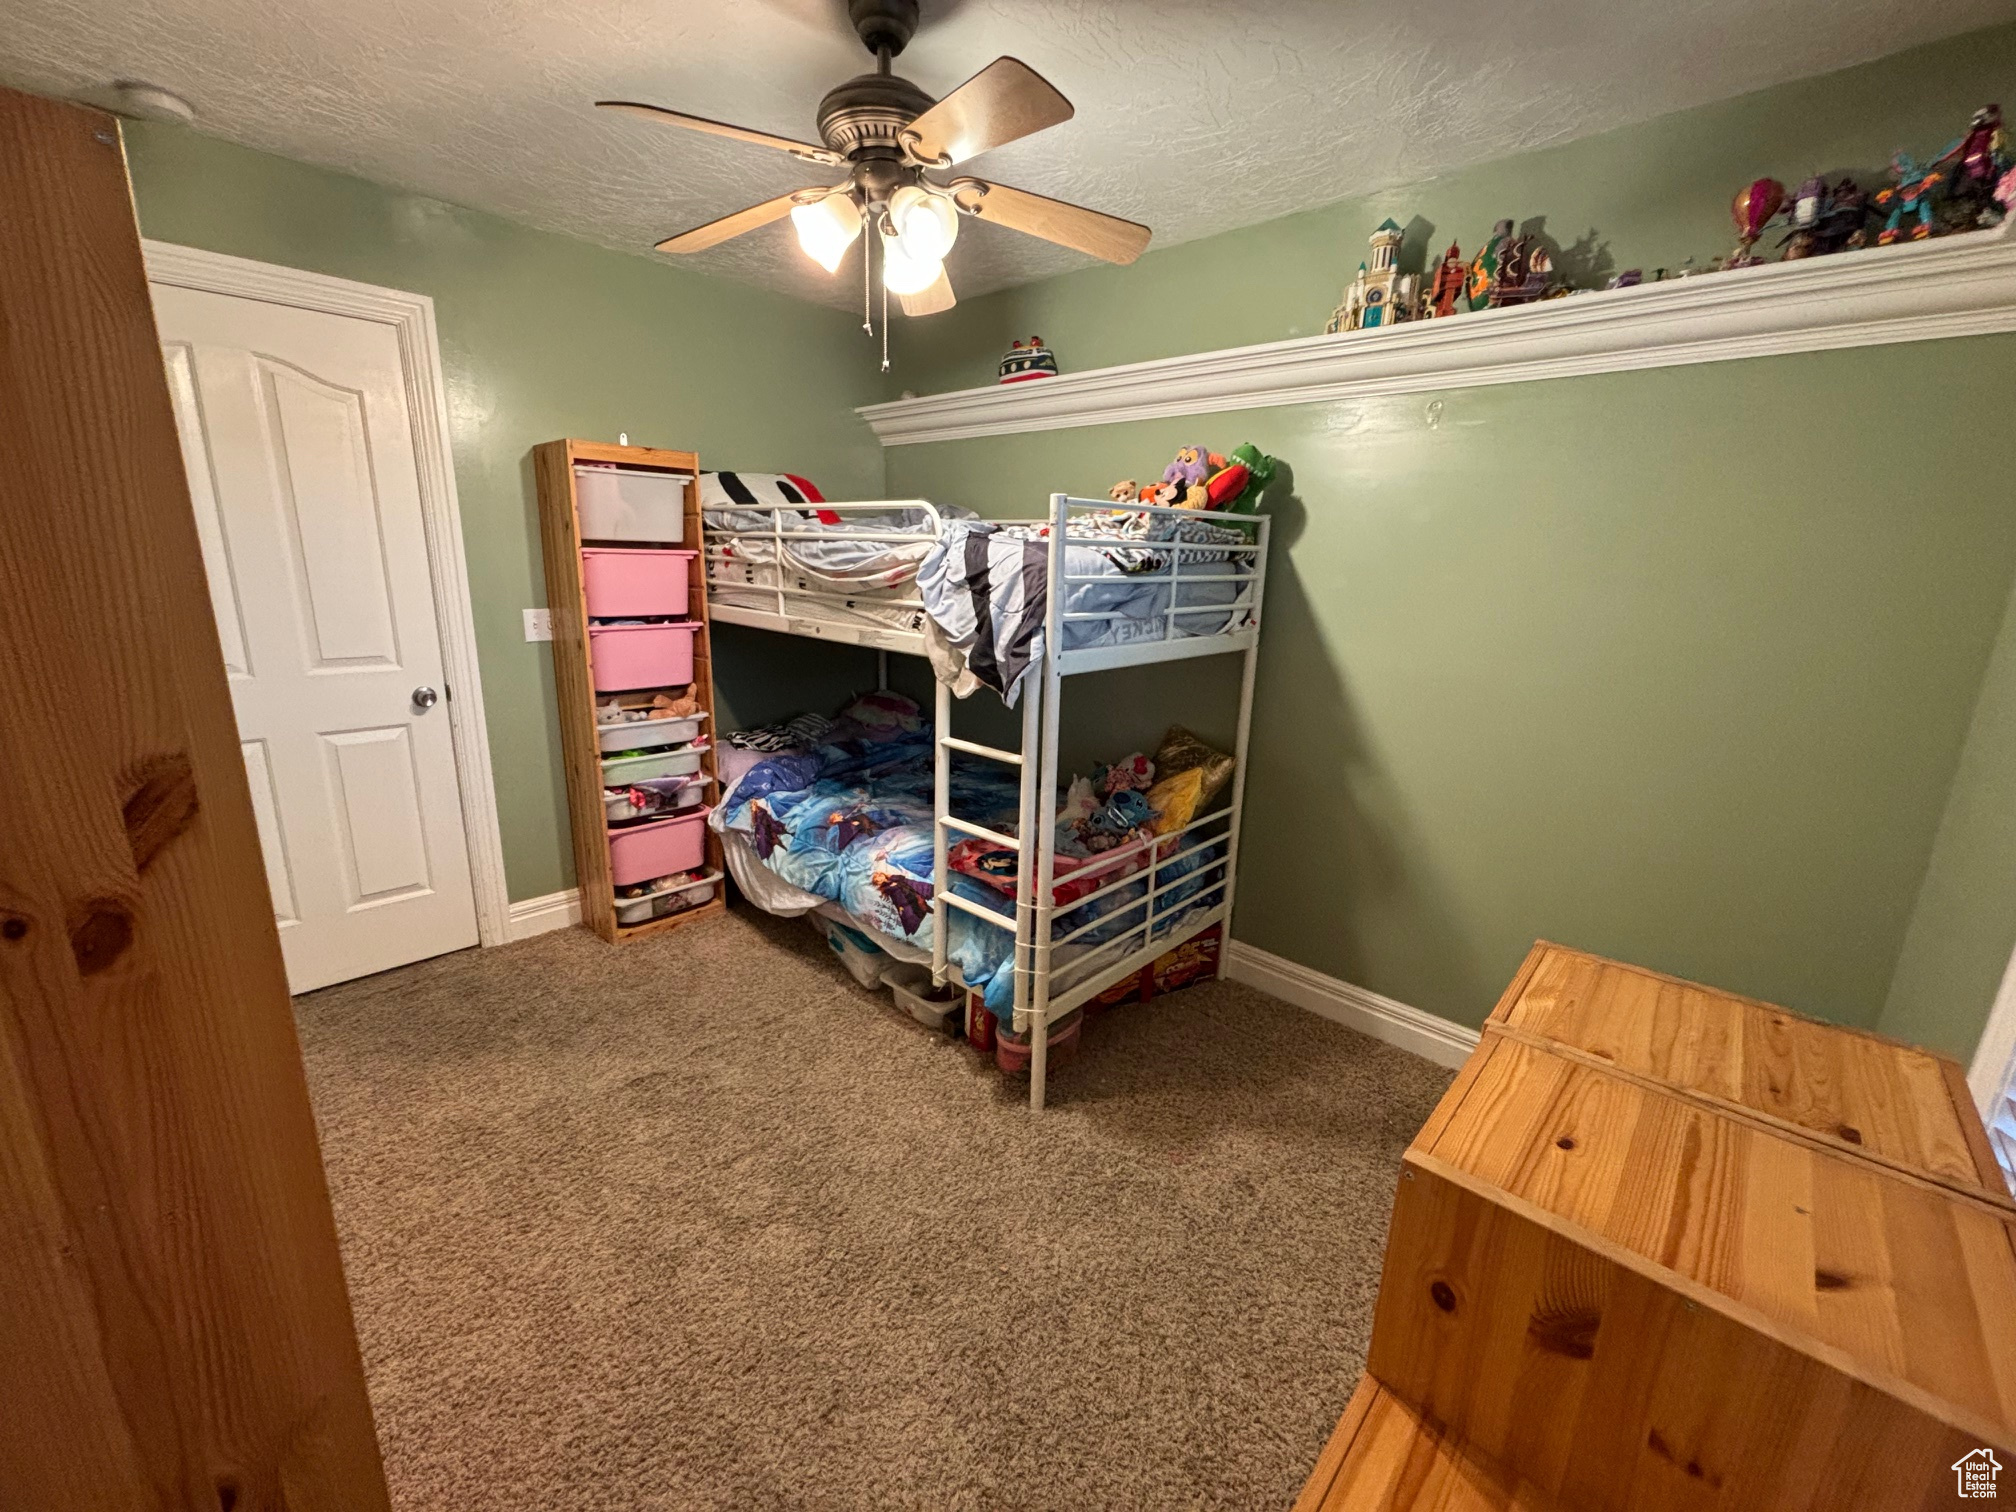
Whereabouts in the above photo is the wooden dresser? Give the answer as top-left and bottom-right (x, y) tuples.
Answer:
(1294, 942), (2016, 1512)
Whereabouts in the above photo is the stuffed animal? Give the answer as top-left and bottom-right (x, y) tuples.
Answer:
(1205, 443), (1278, 512)
(1164, 445), (1215, 488)
(1109, 479), (1139, 503)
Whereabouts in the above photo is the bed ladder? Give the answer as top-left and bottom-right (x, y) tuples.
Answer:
(931, 673), (1054, 1111)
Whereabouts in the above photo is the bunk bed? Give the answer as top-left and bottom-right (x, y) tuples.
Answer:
(704, 490), (1270, 1111)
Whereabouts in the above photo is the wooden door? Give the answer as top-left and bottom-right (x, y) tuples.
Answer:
(0, 87), (390, 1510)
(154, 283), (481, 992)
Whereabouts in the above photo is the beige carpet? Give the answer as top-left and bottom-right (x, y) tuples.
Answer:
(295, 908), (1452, 1511)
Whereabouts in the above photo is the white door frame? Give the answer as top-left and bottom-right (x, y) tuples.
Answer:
(143, 240), (512, 949)
(1970, 939), (2016, 1116)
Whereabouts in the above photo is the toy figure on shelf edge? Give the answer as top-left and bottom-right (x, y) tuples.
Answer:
(998, 336), (1059, 384)
(1490, 233), (1555, 306)
(1424, 241), (1466, 318)
(1938, 104), (2009, 227)
(1328, 218), (1419, 332)
(1873, 151), (1946, 243)
(1466, 219), (1513, 311)
(1729, 177), (1786, 267)
(1780, 175), (1871, 259)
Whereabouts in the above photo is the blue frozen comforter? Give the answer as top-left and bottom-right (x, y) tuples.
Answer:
(719, 726), (1227, 1012)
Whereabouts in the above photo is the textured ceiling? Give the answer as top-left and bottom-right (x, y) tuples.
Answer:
(5, 0), (2015, 308)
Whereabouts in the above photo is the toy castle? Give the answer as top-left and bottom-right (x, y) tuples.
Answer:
(1327, 218), (1422, 332)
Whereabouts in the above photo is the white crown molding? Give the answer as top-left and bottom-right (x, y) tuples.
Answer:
(1224, 940), (1479, 1070)
(860, 221), (2016, 446)
(506, 888), (582, 941)
(141, 240), (514, 949)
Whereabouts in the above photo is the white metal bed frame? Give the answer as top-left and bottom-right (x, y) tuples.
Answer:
(706, 492), (1270, 1110)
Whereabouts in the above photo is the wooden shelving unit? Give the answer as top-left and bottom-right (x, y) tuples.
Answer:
(533, 439), (724, 943)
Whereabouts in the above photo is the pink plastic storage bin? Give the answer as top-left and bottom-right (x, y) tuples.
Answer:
(607, 807), (709, 887)
(581, 547), (696, 619)
(588, 622), (699, 691)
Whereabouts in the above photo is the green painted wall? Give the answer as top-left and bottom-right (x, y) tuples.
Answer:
(1881, 575), (2016, 1061)
(893, 23), (2016, 397)
(122, 121), (889, 903)
(887, 347), (2016, 1032)
(874, 23), (2016, 1048)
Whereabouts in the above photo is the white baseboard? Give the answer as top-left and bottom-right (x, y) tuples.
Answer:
(494, 897), (1475, 1069)
(1224, 940), (1480, 1070)
(506, 888), (582, 941)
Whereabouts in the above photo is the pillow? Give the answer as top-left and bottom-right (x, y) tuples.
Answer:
(699, 470), (837, 524)
(1153, 726), (1235, 810)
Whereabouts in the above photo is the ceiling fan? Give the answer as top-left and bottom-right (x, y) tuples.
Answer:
(597, 0), (1151, 338)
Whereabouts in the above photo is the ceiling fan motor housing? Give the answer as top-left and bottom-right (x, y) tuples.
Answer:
(848, 0), (919, 58)
(817, 71), (934, 161)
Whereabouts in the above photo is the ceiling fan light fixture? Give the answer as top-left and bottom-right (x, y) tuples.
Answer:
(880, 224), (943, 296)
(790, 191), (864, 273)
(889, 183), (958, 263)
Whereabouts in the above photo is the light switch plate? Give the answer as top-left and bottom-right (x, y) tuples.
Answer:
(523, 607), (553, 642)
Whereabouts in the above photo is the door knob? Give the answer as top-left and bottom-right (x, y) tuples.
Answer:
(412, 685), (439, 711)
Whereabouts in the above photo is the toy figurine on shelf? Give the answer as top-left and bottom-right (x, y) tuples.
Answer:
(1873, 150), (1946, 243)
(1779, 175), (1827, 259)
(1423, 241), (1465, 318)
(998, 336), (1059, 384)
(1777, 175), (1871, 258)
(1504, 240), (1555, 304)
(1328, 218), (1414, 332)
(1935, 104), (2009, 227)
(1466, 219), (1513, 310)
(1728, 177), (1785, 267)
(1485, 227), (1555, 307)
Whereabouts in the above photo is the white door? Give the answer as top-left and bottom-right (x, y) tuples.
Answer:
(153, 285), (480, 993)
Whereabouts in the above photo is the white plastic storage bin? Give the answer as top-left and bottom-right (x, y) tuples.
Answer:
(600, 743), (707, 786)
(603, 777), (706, 824)
(613, 870), (721, 925)
(879, 962), (961, 1031)
(595, 711), (706, 754)
(574, 464), (691, 543)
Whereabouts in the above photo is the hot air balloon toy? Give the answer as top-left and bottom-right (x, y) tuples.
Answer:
(1729, 177), (1786, 268)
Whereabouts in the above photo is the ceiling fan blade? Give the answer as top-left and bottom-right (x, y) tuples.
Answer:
(899, 266), (956, 317)
(597, 100), (843, 166)
(655, 191), (822, 254)
(960, 180), (1151, 265)
(901, 58), (1072, 166)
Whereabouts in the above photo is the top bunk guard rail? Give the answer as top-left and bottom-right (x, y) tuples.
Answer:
(703, 497), (963, 652)
(1048, 493), (1270, 678)
(705, 497), (949, 543)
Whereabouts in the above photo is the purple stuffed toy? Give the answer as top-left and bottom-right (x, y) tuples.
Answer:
(1163, 444), (1213, 488)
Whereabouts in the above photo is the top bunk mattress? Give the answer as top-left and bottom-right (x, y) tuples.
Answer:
(700, 473), (1260, 694)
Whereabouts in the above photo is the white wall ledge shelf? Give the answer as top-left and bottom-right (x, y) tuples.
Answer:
(858, 222), (2016, 447)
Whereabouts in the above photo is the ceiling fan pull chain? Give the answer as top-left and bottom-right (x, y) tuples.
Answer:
(880, 274), (890, 372)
